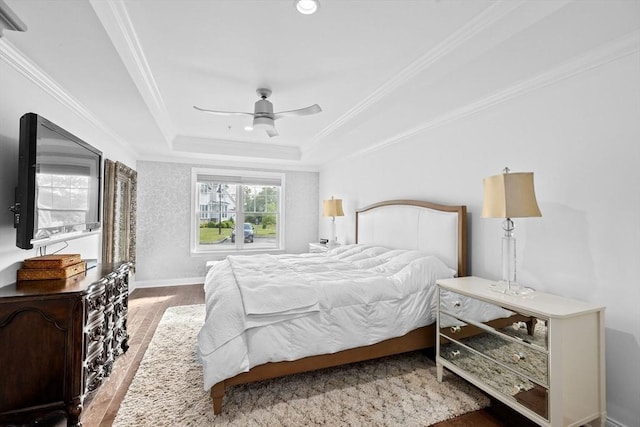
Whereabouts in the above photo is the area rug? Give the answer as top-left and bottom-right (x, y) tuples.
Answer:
(113, 304), (489, 426)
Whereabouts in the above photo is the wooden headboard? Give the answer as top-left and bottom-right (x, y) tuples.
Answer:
(355, 200), (467, 277)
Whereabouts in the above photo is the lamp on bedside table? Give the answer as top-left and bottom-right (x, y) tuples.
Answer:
(482, 167), (542, 295)
(323, 196), (344, 249)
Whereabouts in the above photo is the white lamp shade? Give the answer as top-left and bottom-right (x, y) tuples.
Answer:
(482, 172), (542, 219)
(323, 198), (344, 217)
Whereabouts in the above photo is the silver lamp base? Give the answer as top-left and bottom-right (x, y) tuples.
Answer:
(489, 280), (535, 296)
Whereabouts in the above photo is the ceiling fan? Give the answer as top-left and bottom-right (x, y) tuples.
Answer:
(194, 88), (322, 138)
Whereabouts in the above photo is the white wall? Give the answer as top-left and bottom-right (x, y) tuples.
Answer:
(319, 53), (639, 427)
(1, 4), (637, 425)
(0, 45), (136, 288)
(135, 160), (318, 285)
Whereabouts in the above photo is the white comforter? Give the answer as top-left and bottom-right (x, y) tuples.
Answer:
(227, 254), (321, 327)
(197, 244), (506, 390)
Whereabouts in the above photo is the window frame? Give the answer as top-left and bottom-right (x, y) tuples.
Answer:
(190, 168), (286, 255)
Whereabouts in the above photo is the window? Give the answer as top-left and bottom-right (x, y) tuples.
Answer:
(191, 168), (285, 253)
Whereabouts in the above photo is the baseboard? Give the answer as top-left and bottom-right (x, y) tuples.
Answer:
(132, 276), (204, 290)
(605, 416), (627, 427)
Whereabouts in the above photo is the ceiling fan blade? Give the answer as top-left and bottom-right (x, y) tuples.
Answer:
(273, 104), (322, 120)
(266, 127), (279, 138)
(193, 106), (253, 117)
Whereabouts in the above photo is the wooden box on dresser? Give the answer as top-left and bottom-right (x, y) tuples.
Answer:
(436, 276), (606, 427)
(0, 262), (132, 427)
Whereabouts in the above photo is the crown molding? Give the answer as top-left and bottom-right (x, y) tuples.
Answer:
(172, 135), (301, 161)
(0, 37), (137, 158)
(309, 0), (526, 145)
(344, 30), (640, 161)
(90, 0), (175, 146)
(138, 155), (320, 173)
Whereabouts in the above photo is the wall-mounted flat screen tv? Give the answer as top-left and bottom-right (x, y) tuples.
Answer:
(12, 113), (102, 249)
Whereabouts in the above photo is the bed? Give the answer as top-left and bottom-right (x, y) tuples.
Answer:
(198, 199), (521, 414)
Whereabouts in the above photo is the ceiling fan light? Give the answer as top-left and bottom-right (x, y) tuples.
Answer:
(295, 0), (319, 15)
(253, 116), (274, 130)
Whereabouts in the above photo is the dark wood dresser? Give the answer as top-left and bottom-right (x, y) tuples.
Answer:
(0, 262), (132, 427)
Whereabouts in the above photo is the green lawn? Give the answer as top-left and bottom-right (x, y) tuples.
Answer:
(199, 227), (232, 244)
(254, 226), (276, 237)
(199, 225), (277, 244)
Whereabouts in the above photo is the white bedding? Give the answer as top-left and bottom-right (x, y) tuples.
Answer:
(197, 244), (510, 390)
(227, 254), (320, 327)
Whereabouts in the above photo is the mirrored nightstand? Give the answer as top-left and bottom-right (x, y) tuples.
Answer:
(436, 276), (606, 427)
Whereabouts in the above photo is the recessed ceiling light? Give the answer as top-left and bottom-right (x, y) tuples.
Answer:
(244, 125), (254, 131)
(295, 0), (319, 15)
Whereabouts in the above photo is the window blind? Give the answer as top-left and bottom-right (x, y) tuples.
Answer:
(196, 173), (281, 186)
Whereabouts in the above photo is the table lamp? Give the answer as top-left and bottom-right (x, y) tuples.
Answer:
(322, 196), (344, 248)
(482, 167), (541, 294)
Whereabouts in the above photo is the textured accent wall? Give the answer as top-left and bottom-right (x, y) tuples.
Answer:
(136, 161), (318, 283)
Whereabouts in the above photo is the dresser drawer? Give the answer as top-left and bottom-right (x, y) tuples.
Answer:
(84, 317), (105, 357)
(114, 268), (129, 294)
(85, 283), (106, 324)
(439, 312), (548, 385)
(440, 337), (549, 420)
(84, 369), (103, 395)
(83, 347), (104, 396)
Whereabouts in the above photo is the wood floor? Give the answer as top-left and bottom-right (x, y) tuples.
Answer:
(82, 284), (205, 427)
(61, 284), (535, 426)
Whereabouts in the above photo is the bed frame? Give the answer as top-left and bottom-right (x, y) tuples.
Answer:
(208, 200), (513, 414)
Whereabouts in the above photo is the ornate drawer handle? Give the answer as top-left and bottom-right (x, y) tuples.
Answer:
(512, 321), (526, 331)
(88, 326), (104, 342)
(88, 294), (106, 311)
(450, 350), (460, 358)
(450, 326), (461, 334)
(511, 352), (526, 362)
(85, 357), (104, 372)
(87, 374), (103, 392)
(91, 359), (102, 372)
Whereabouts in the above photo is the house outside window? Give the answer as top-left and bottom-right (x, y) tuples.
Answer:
(191, 168), (285, 253)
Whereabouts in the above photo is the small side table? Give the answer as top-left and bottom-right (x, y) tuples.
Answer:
(435, 276), (606, 427)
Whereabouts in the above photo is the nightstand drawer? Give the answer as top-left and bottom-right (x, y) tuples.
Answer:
(439, 289), (549, 351)
(439, 312), (548, 385)
(440, 337), (549, 420)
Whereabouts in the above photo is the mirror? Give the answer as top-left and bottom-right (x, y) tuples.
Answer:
(102, 160), (137, 267)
